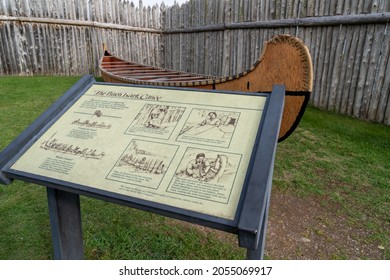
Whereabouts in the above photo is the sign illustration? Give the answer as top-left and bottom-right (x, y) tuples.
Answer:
(168, 148), (242, 204)
(177, 109), (240, 148)
(107, 139), (179, 189)
(125, 104), (186, 139)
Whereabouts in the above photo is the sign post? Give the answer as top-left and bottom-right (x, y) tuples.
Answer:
(0, 75), (284, 259)
(47, 188), (83, 260)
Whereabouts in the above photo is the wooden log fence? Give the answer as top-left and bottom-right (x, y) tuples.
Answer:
(164, 12), (390, 33)
(0, 15), (162, 33)
(0, 0), (164, 76)
(0, 0), (389, 125)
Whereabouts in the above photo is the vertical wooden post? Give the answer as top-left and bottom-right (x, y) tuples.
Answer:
(47, 188), (84, 260)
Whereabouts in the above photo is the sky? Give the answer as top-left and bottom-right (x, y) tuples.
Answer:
(141, 0), (188, 7)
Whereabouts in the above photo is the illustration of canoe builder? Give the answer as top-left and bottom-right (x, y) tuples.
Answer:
(145, 106), (167, 128)
(200, 112), (221, 126)
(179, 111), (223, 136)
(183, 153), (228, 182)
(186, 153), (211, 179)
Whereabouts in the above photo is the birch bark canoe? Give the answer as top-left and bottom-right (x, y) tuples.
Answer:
(100, 34), (313, 142)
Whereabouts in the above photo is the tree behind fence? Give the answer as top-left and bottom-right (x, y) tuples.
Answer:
(0, 0), (389, 125)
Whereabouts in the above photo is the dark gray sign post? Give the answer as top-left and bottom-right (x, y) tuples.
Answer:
(0, 76), (284, 260)
(47, 188), (84, 259)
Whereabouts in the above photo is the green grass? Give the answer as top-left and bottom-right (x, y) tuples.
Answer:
(0, 76), (389, 259)
(273, 108), (390, 258)
(0, 76), (81, 259)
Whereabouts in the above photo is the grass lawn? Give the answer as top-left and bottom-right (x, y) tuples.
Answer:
(0, 76), (389, 259)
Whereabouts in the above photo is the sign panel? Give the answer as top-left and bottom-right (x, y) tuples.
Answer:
(10, 84), (266, 220)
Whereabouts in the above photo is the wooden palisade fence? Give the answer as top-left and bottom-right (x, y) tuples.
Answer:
(0, 0), (389, 125)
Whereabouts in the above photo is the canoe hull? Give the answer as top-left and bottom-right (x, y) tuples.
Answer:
(99, 34), (313, 141)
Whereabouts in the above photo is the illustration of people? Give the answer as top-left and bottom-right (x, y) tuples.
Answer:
(186, 153), (211, 179)
(179, 111), (222, 136)
(136, 157), (147, 170)
(200, 112), (221, 127)
(145, 106), (167, 128)
(155, 161), (165, 174)
(201, 154), (223, 182)
(175, 151), (232, 183)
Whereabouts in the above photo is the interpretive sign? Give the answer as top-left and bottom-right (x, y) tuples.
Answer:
(0, 76), (285, 259)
